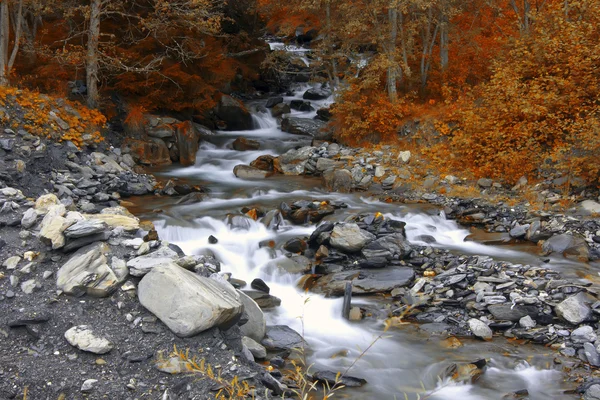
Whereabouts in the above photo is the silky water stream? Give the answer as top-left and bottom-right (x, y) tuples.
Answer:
(128, 89), (585, 399)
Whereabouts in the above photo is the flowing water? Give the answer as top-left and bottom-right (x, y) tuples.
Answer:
(128, 44), (587, 399)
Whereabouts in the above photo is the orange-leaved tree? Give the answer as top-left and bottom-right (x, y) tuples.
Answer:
(429, 0), (600, 185)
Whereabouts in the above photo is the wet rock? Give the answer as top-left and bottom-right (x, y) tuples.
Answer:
(64, 325), (113, 354)
(57, 243), (128, 297)
(352, 267), (415, 294)
(555, 292), (594, 325)
(262, 209), (283, 230)
(323, 169), (353, 193)
(303, 88), (332, 100)
(290, 100), (314, 112)
(238, 290), (266, 342)
(312, 370), (367, 388)
(251, 278), (270, 293)
(261, 325), (305, 352)
(283, 238), (307, 254)
(123, 138), (171, 166)
(362, 233), (411, 261)
(226, 214), (254, 230)
(273, 254), (312, 274)
(243, 290), (281, 309)
(488, 304), (539, 322)
(271, 103), (291, 118)
(214, 95), (253, 131)
(250, 155), (276, 172)
(232, 137), (260, 151)
(233, 164), (269, 179)
(175, 121), (201, 166)
(274, 146), (313, 175)
(542, 233), (590, 261)
(265, 97), (283, 108)
(281, 117), (330, 140)
(330, 223), (375, 253)
(127, 245), (181, 277)
(138, 263), (243, 337)
(468, 318), (492, 340)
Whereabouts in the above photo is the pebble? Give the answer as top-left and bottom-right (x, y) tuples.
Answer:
(81, 379), (98, 392)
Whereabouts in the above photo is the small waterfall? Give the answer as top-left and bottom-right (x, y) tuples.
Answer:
(252, 112), (278, 130)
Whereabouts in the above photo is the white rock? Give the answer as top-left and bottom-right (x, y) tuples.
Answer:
(81, 379), (98, 392)
(64, 325), (113, 354)
(238, 290), (266, 342)
(519, 315), (536, 329)
(21, 208), (38, 228)
(35, 193), (61, 214)
(330, 223), (375, 253)
(468, 318), (492, 340)
(3, 256), (21, 270)
(398, 151), (411, 164)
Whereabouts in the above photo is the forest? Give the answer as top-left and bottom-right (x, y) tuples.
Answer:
(0, 0), (599, 185)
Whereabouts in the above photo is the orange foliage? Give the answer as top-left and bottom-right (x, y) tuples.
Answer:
(427, 0), (600, 185)
(331, 84), (410, 146)
(0, 86), (105, 147)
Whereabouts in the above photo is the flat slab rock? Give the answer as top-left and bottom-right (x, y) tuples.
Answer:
(261, 325), (305, 352)
(352, 267), (415, 294)
(127, 246), (180, 276)
(138, 262), (243, 337)
(312, 370), (367, 387)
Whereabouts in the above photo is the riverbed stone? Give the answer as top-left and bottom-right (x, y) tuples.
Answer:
(488, 304), (539, 321)
(238, 290), (266, 342)
(261, 325), (305, 352)
(352, 267), (415, 294)
(64, 325), (113, 354)
(233, 165), (269, 179)
(330, 223), (375, 253)
(215, 95), (253, 131)
(585, 385), (600, 400)
(57, 243), (127, 297)
(555, 292), (594, 325)
(242, 336), (267, 359)
(84, 214), (139, 231)
(542, 233), (590, 261)
(127, 245), (180, 276)
(64, 220), (108, 238)
(138, 262), (243, 337)
(281, 117), (330, 140)
(39, 204), (68, 249)
(571, 325), (597, 344)
(323, 169), (353, 193)
(468, 319), (493, 340)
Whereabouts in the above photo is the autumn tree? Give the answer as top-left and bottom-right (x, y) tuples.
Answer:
(0, 0), (24, 86)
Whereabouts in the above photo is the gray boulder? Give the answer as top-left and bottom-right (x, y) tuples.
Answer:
(238, 290), (266, 342)
(215, 95), (254, 131)
(330, 223), (375, 253)
(138, 263), (243, 337)
(542, 233), (590, 261)
(275, 146), (314, 175)
(555, 292), (594, 324)
(323, 169), (354, 193)
(303, 88), (332, 100)
(57, 243), (128, 297)
(352, 267), (415, 294)
(261, 325), (305, 352)
(281, 117), (331, 140)
(127, 245), (180, 276)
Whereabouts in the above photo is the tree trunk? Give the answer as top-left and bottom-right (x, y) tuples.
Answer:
(439, 4), (449, 71)
(86, 0), (101, 108)
(7, 0), (24, 78)
(387, 5), (398, 103)
(325, 1), (340, 93)
(420, 7), (439, 92)
(0, 1), (9, 86)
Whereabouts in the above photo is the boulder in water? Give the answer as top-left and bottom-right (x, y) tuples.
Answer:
(175, 121), (200, 166)
(271, 103), (291, 118)
(303, 88), (332, 100)
(233, 165), (269, 179)
(281, 117), (331, 140)
(232, 137), (260, 151)
(330, 223), (374, 253)
(214, 95), (254, 131)
(265, 97), (283, 108)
